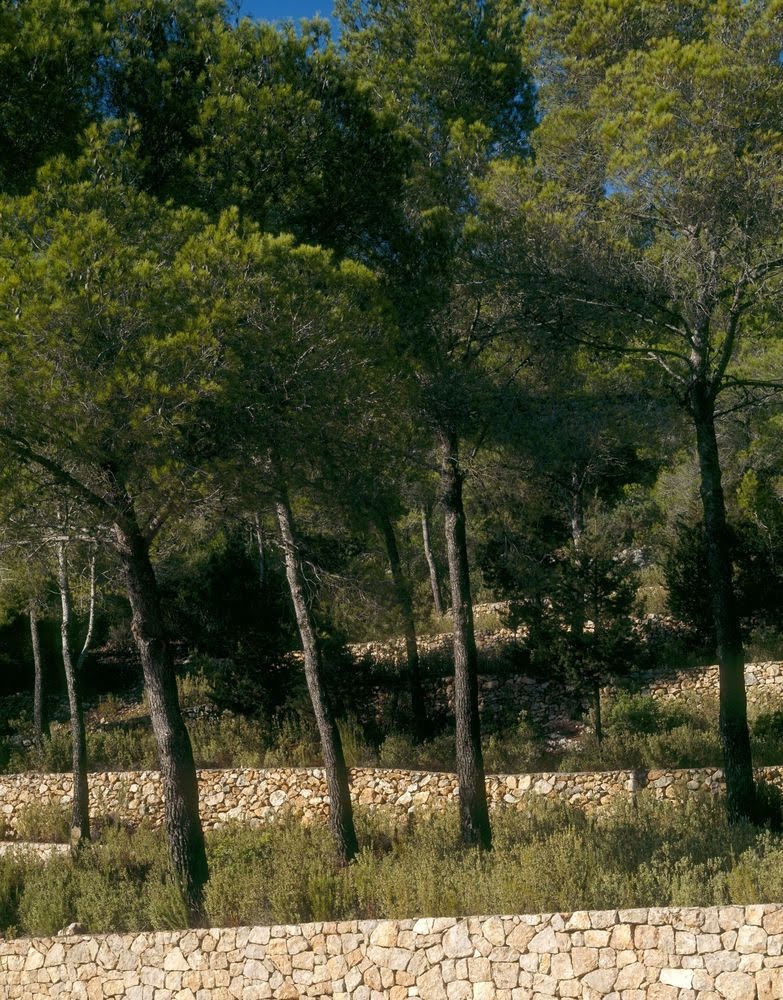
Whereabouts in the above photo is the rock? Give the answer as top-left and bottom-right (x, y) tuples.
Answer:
(714, 970), (756, 1000)
(58, 922), (86, 936)
(527, 927), (558, 954)
(442, 923), (473, 959)
(417, 965), (447, 1000)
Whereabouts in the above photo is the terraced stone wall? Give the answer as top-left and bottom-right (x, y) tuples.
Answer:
(633, 660), (783, 707)
(3, 904), (783, 998)
(3, 764), (783, 834)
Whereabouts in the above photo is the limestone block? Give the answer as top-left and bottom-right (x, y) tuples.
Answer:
(714, 970), (755, 1000)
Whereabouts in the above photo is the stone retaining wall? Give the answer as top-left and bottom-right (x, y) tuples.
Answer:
(633, 661), (783, 706)
(3, 764), (783, 835)
(3, 904), (783, 998)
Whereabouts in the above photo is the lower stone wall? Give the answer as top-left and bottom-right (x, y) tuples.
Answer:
(3, 764), (783, 835)
(3, 904), (783, 998)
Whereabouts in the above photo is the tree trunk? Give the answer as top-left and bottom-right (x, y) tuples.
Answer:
(591, 675), (603, 746)
(692, 387), (755, 822)
(55, 541), (90, 845)
(421, 504), (444, 616)
(76, 551), (97, 673)
(30, 609), (48, 746)
(375, 509), (428, 742)
(275, 491), (358, 864)
(438, 430), (491, 850)
(253, 513), (267, 595)
(113, 508), (208, 924)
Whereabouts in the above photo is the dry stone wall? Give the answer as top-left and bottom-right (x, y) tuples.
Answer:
(3, 904), (783, 999)
(631, 661), (783, 707)
(3, 764), (783, 835)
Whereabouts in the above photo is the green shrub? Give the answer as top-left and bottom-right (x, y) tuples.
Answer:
(9, 726), (72, 773)
(0, 857), (25, 934)
(146, 876), (190, 930)
(482, 718), (547, 774)
(19, 859), (73, 935)
(176, 668), (214, 710)
(3, 795), (783, 936)
(15, 802), (70, 843)
(190, 714), (265, 769)
(88, 725), (158, 771)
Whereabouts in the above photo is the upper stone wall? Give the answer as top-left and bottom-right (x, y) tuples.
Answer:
(633, 660), (783, 706)
(3, 763), (783, 835)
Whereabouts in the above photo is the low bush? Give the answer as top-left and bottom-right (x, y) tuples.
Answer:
(1, 795), (782, 936)
(15, 802), (70, 843)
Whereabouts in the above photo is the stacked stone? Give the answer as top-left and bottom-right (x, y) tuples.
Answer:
(633, 662), (783, 708)
(6, 764), (783, 836)
(2, 905), (783, 999)
(0, 842), (68, 860)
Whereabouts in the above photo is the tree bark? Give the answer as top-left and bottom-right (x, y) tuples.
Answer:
(438, 430), (491, 850)
(113, 507), (208, 924)
(421, 504), (444, 616)
(56, 541), (90, 845)
(76, 551), (97, 673)
(30, 609), (48, 746)
(275, 491), (358, 864)
(692, 386), (756, 822)
(253, 513), (267, 595)
(375, 509), (428, 742)
(591, 676), (603, 746)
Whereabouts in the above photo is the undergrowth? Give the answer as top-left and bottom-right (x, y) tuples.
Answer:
(5, 686), (783, 776)
(2, 796), (783, 937)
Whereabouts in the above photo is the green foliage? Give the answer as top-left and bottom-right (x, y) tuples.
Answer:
(186, 15), (408, 255)
(6, 796), (783, 935)
(102, 0), (229, 198)
(15, 802), (70, 844)
(18, 859), (73, 935)
(0, 0), (102, 192)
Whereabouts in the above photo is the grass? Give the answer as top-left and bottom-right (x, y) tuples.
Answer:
(2, 795), (783, 937)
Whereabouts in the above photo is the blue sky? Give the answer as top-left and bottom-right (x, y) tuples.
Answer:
(239, 1), (334, 20)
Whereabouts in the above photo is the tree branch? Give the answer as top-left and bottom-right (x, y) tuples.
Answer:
(0, 430), (112, 516)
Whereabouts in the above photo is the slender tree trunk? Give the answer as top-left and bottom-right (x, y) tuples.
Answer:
(692, 387), (755, 822)
(253, 513), (266, 594)
(568, 466), (585, 546)
(421, 504), (444, 616)
(375, 509), (428, 742)
(275, 491), (358, 864)
(76, 551), (97, 673)
(438, 430), (491, 850)
(591, 676), (602, 745)
(56, 541), (90, 845)
(30, 609), (48, 746)
(113, 507), (208, 924)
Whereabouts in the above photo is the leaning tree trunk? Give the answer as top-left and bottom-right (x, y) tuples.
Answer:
(421, 504), (445, 616)
(56, 541), (90, 845)
(375, 509), (428, 742)
(692, 386), (755, 822)
(30, 609), (48, 746)
(439, 430), (491, 850)
(113, 507), (208, 924)
(275, 491), (358, 864)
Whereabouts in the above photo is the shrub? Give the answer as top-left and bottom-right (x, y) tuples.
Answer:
(15, 802), (70, 843)
(18, 858), (73, 935)
(2, 795), (783, 936)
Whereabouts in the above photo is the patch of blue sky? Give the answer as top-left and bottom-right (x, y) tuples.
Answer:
(238, 1), (337, 27)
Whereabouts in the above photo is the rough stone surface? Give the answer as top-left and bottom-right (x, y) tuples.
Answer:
(2, 905), (783, 999)
(3, 758), (783, 834)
